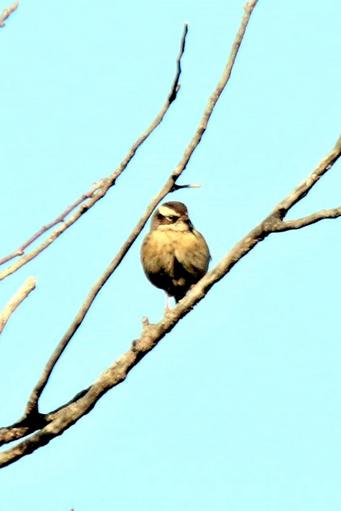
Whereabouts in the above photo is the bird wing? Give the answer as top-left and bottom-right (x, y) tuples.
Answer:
(174, 230), (210, 278)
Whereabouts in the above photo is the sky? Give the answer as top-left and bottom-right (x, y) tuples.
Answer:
(0, 0), (341, 509)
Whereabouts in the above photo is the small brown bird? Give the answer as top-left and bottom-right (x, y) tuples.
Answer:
(141, 201), (210, 302)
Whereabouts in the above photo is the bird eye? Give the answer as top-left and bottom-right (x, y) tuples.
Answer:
(167, 215), (178, 221)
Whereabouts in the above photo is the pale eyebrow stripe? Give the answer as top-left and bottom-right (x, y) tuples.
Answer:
(158, 206), (180, 217)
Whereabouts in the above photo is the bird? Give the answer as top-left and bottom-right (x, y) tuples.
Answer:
(141, 201), (210, 303)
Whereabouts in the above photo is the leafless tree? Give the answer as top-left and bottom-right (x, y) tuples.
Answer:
(0, 0), (340, 469)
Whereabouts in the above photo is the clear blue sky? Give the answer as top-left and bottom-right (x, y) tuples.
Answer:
(1, 0), (341, 509)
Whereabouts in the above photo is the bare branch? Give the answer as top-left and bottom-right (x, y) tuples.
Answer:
(274, 134), (341, 219)
(22, 0), (259, 417)
(275, 207), (341, 231)
(2, 132), (341, 467)
(0, 192), (96, 266)
(0, 277), (36, 334)
(168, 23), (188, 102)
(0, 1), (18, 27)
(0, 23), (189, 279)
(171, 182), (201, 191)
(260, 134), (341, 232)
(0, 413), (45, 446)
(0, 219), (265, 467)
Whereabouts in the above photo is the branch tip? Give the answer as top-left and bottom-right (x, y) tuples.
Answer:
(0, 1), (18, 27)
(334, 134), (341, 151)
(0, 276), (36, 334)
(171, 182), (201, 192)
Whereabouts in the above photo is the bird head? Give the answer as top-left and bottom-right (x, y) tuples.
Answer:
(151, 201), (193, 232)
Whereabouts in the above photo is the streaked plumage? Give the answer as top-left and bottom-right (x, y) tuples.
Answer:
(141, 201), (210, 302)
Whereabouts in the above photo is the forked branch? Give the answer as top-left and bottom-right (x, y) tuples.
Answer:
(277, 207), (341, 231)
(275, 135), (341, 219)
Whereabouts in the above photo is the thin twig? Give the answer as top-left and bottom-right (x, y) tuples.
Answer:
(0, 23), (189, 278)
(23, 0), (259, 417)
(0, 277), (36, 334)
(168, 24), (188, 102)
(275, 135), (341, 218)
(266, 134), (341, 230)
(0, 1), (18, 27)
(0, 191), (97, 266)
(275, 207), (341, 231)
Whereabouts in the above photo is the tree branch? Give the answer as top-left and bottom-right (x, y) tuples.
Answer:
(22, 0), (259, 418)
(0, 277), (36, 334)
(2, 130), (340, 468)
(275, 207), (341, 231)
(0, 191), (97, 266)
(274, 135), (341, 219)
(168, 23), (188, 102)
(0, 222), (296, 465)
(0, 1), (18, 27)
(260, 134), (341, 231)
(0, 23), (189, 279)
(0, 221), (312, 460)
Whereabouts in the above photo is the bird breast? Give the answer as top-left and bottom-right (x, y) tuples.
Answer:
(141, 228), (210, 280)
